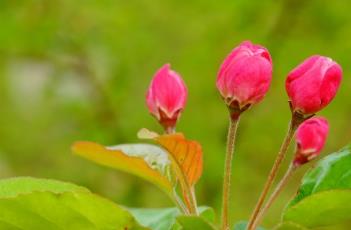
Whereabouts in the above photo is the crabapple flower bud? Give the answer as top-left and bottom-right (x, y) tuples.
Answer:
(293, 117), (329, 167)
(286, 55), (342, 115)
(216, 40), (273, 117)
(146, 64), (187, 132)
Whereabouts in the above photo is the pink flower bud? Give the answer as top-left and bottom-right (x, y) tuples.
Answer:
(216, 40), (273, 112)
(293, 117), (329, 167)
(286, 55), (342, 115)
(146, 64), (188, 131)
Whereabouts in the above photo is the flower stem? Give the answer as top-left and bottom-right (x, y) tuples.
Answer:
(165, 126), (176, 134)
(221, 116), (240, 230)
(251, 164), (296, 229)
(246, 115), (302, 230)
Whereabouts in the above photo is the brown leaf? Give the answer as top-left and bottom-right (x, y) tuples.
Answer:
(155, 134), (203, 186)
(139, 129), (203, 187)
(72, 141), (173, 194)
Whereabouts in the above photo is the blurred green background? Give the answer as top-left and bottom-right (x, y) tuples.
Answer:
(0, 0), (350, 229)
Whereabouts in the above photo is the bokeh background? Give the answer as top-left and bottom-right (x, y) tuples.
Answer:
(0, 0), (350, 229)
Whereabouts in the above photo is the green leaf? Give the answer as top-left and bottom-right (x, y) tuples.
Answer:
(129, 208), (180, 230)
(198, 206), (216, 223)
(288, 145), (351, 207)
(274, 222), (309, 230)
(0, 177), (148, 230)
(176, 216), (216, 230)
(72, 141), (173, 195)
(233, 221), (265, 230)
(283, 145), (351, 228)
(283, 190), (351, 228)
(129, 206), (215, 230)
(0, 221), (22, 230)
(0, 177), (88, 197)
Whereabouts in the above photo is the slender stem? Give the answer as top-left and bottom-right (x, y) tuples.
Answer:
(183, 188), (196, 214)
(190, 186), (199, 215)
(247, 117), (300, 230)
(221, 117), (240, 230)
(166, 126), (176, 134)
(166, 127), (196, 215)
(173, 189), (189, 215)
(164, 126), (198, 215)
(251, 164), (296, 229)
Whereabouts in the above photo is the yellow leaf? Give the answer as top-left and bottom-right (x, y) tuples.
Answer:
(72, 141), (173, 194)
(155, 134), (203, 187)
(138, 128), (203, 187)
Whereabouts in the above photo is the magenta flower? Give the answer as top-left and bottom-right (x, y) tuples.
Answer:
(146, 64), (188, 131)
(293, 117), (329, 166)
(216, 41), (273, 110)
(286, 55), (342, 115)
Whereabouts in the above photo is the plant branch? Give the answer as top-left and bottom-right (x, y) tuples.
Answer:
(251, 164), (296, 229)
(246, 113), (304, 230)
(221, 116), (240, 230)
